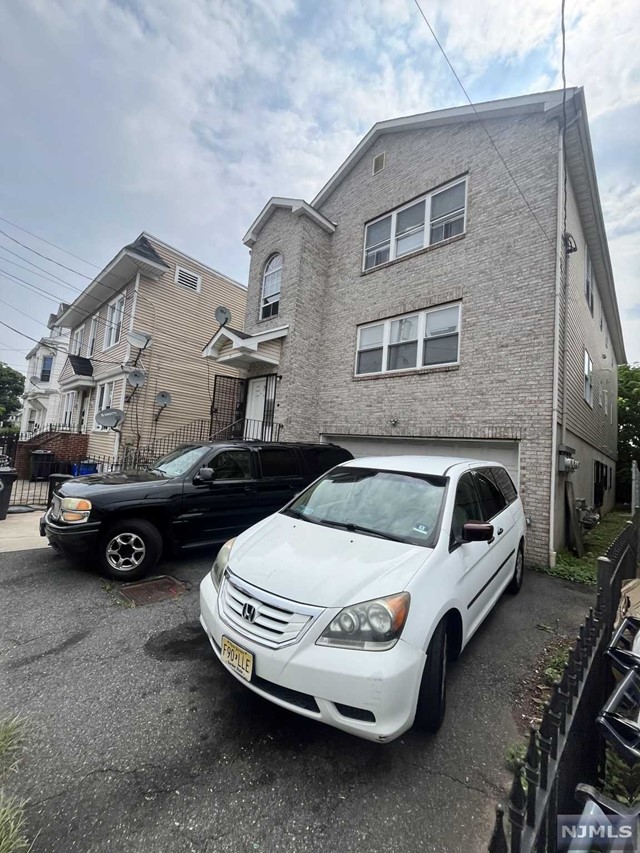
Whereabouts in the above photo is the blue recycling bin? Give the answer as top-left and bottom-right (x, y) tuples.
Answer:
(70, 461), (99, 477)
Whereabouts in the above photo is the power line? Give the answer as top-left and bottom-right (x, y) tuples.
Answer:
(0, 214), (100, 268)
(0, 244), (81, 288)
(411, 0), (560, 255)
(0, 227), (97, 280)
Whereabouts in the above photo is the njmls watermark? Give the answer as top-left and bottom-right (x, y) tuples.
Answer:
(557, 814), (638, 851)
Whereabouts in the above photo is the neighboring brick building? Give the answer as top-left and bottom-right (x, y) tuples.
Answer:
(203, 88), (626, 566)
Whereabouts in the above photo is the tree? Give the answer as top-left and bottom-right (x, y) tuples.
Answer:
(617, 363), (640, 503)
(0, 362), (24, 424)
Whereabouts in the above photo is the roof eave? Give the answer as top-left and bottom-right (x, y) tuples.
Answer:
(243, 198), (336, 248)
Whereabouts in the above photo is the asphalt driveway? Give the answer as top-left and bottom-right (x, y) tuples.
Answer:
(1, 545), (593, 853)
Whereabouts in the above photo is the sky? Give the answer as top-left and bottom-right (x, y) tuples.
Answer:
(0, 0), (638, 376)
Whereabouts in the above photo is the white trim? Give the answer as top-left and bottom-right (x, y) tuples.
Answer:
(86, 317), (98, 357)
(372, 152), (385, 175)
(202, 325), (289, 358)
(243, 198), (336, 248)
(549, 129), (564, 566)
(70, 324), (85, 356)
(583, 349), (594, 407)
(355, 303), (461, 376)
(124, 271), (141, 366)
(102, 291), (126, 351)
(174, 265), (202, 293)
(93, 379), (115, 431)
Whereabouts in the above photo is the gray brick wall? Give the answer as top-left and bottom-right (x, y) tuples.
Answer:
(244, 113), (563, 565)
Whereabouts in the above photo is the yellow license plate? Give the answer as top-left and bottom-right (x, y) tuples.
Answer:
(221, 636), (254, 682)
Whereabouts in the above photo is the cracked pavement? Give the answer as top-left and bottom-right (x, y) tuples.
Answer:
(0, 544), (593, 852)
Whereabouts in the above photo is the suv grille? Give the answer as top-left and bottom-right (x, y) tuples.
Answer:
(220, 573), (323, 648)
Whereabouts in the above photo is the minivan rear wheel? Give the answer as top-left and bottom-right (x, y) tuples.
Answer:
(99, 518), (162, 581)
(414, 618), (448, 733)
(506, 544), (524, 595)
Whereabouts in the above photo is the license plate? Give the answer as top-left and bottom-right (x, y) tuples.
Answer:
(221, 636), (254, 682)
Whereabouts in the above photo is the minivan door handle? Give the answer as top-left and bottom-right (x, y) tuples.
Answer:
(497, 528), (504, 535)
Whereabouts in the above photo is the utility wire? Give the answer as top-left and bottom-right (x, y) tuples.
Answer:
(411, 0), (562, 258)
(0, 214), (100, 268)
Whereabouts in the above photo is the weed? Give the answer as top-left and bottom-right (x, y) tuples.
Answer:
(0, 792), (29, 853)
(0, 717), (27, 778)
(505, 742), (527, 773)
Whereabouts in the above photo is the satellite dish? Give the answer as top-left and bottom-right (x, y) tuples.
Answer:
(95, 408), (125, 429)
(127, 368), (146, 388)
(155, 391), (172, 408)
(215, 306), (232, 327)
(126, 330), (152, 350)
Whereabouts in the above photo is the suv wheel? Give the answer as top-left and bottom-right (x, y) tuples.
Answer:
(99, 518), (162, 581)
(414, 618), (448, 733)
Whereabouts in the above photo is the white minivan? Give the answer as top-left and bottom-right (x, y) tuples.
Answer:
(199, 456), (526, 742)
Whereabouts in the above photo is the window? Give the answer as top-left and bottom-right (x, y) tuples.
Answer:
(71, 326), (84, 356)
(372, 152), (385, 175)
(487, 467), (518, 504)
(94, 381), (115, 429)
(451, 473), (483, 544)
(258, 447), (299, 477)
(356, 303), (461, 376)
(585, 250), (594, 315)
(87, 317), (98, 357)
(261, 254), (282, 320)
(175, 266), (201, 292)
(209, 450), (252, 480)
(303, 447), (351, 480)
(40, 355), (53, 382)
(363, 178), (467, 270)
(603, 389), (609, 416)
(474, 472), (507, 521)
(62, 392), (75, 428)
(104, 294), (125, 349)
(583, 350), (593, 406)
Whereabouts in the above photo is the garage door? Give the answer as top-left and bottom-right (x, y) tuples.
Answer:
(322, 435), (520, 486)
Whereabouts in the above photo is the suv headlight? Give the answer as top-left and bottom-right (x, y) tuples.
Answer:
(317, 592), (410, 651)
(60, 497), (92, 524)
(211, 537), (236, 591)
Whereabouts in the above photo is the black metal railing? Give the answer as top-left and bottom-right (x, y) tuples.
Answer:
(488, 512), (640, 853)
(8, 454), (120, 508)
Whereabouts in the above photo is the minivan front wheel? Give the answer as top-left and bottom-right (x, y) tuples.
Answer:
(99, 518), (162, 581)
(414, 618), (448, 733)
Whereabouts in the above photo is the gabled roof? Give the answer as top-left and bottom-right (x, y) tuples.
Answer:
(312, 89), (577, 208)
(124, 235), (169, 268)
(202, 324), (288, 357)
(243, 198), (336, 248)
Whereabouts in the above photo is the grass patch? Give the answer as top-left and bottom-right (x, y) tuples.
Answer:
(0, 716), (29, 853)
(505, 741), (527, 773)
(542, 509), (632, 585)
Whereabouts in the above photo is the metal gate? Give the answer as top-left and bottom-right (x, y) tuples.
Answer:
(0, 431), (18, 465)
(210, 375), (245, 435)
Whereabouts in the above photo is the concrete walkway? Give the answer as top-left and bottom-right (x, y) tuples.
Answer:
(0, 510), (48, 553)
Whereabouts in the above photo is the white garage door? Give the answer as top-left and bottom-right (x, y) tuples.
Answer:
(323, 435), (520, 486)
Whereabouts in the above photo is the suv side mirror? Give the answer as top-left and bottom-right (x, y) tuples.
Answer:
(462, 521), (494, 542)
(196, 467), (216, 483)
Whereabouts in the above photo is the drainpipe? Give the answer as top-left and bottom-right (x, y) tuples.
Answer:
(549, 129), (566, 568)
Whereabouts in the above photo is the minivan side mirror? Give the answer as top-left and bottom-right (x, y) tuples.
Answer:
(196, 467), (216, 483)
(462, 521), (494, 542)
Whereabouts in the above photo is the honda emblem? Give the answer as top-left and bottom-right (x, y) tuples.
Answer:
(242, 602), (257, 623)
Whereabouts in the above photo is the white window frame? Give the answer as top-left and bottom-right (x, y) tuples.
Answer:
(362, 177), (468, 272)
(94, 381), (115, 430)
(40, 354), (54, 382)
(62, 392), (75, 428)
(103, 293), (125, 350)
(174, 266), (202, 293)
(355, 302), (462, 377)
(87, 317), (98, 357)
(71, 325), (84, 356)
(372, 152), (386, 175)
(583, 349), (593, 406)
(261, 253), (282, 320)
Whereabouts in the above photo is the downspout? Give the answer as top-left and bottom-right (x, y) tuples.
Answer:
(114, 271), (140, 463)
(548, 128), (565, 568)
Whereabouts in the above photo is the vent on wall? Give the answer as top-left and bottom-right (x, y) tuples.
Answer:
(175, 266), (201, 292)
(372, 152), (385, 175)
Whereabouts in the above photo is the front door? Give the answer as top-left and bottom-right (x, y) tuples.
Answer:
(245, 377), (270, 439)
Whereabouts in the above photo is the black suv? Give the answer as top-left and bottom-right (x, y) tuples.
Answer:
(41, 441), (353, 580)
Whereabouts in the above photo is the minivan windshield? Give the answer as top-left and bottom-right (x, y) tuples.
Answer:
(148, 445), (209, 477)
(283, 466), (447, 547)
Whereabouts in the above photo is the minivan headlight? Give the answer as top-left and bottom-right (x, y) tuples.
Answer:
(211, 538), (236, 590)
(60, 497), (92, 524)
(317, 592), (410, 651)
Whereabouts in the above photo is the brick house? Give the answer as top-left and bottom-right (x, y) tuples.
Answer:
(57, 233), (246, 462)
(203, 88), (626, 566)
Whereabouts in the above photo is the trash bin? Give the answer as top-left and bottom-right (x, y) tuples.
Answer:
(30, 449), (55, 481)
(70, 461), (98, 477)
(0, 467), (18, 521)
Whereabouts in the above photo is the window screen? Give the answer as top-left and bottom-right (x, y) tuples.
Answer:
(259, 448), (300, 477)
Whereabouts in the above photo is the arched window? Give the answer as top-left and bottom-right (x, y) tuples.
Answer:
(261, 254), (282, 319)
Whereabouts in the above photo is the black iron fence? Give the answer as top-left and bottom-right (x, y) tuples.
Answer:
(8, 454), (119, 508)
(489, 513), (640, 853)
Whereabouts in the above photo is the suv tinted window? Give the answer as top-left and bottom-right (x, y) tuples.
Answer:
(259, 448), (300, 478)
(210, 450), (253, 480)
(474, 472), (507, 521)
(303, 446), (351, 479)
(451, 473), (483, 542)
(489, 466), (518, 503)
